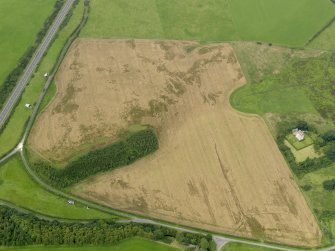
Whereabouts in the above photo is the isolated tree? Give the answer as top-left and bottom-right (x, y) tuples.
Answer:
(323, 178), (335, 190)
(153, 230), (164, 240)
(209, 240), (217, 251)
(200, 238), (209, 250)
(322, 130), (335, 142)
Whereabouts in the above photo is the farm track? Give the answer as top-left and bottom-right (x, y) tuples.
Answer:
(0, 0), (75, 129)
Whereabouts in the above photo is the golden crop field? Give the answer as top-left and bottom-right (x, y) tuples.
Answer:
(30, 39), (321, 246)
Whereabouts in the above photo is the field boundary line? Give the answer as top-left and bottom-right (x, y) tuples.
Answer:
(305, 17), (335, 47)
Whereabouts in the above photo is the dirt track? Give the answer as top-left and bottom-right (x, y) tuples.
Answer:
(30, 39), (321, 246)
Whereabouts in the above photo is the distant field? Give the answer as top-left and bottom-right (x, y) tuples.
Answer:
(0, 156), (114, 220)
(81, 0), (335, 47)
(222, 242), (275, 251)
(0, 1), (85, 157)
(38, 39), (322, 246)
(0, 0), (56, 86)
(0, 238), (181, 251)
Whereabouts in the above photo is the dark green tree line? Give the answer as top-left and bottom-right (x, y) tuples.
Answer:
(31, 127), (159, 188)
(0, 206), (215, 250)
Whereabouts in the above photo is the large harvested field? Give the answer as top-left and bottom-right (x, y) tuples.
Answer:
(30, 39), (321, 246)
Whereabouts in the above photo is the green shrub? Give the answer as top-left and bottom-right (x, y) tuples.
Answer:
(326, 143), (335, 160)
(31, 127), (158, 188)
(323, 178), (335, 190)
(301, 184), (312, 191)
(322, 130), (335, 143)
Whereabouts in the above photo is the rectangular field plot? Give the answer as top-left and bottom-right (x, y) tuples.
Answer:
(286, 133), (314, 150)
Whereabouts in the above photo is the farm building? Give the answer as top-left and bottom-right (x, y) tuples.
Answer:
(292, 128), (304, 141)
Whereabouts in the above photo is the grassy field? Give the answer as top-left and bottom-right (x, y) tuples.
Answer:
(222, 242), (276, 251)
(81, 0), (335, 47)
(309, 22), (335, 51)
(299, 164), (335, 214)
(231, 53), (335, 123)
(0, 0), (56, 86)
(0, 238), (182, 251)
(230, 80), (316, 115)
(298, 164), (335, 241)
(0, 1), (85, 158)
(0, 156), (114, 220)
(285, 142), (321, 163)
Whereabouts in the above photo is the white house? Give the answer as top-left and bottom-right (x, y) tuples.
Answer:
(25, 104), (32, 109)
(67, 200), (75, 205)
(292, 128), (304, 141)
(44, 72), (49, 78)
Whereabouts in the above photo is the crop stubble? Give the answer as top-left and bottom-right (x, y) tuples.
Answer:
(30, 39), (321, 246)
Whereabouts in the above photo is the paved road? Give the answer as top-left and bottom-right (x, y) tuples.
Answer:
(0, 0), (75, 129)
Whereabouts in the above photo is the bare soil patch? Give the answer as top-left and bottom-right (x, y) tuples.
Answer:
(30, 39), (321, 246)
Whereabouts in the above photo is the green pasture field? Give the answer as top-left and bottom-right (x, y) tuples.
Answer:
(0, 238), (182, 251)
(222, 242), (274, 251)
(230, 53), (335, 122)
(0, 156), (114, 220)
(230, 80), (316, 115)
(0, 1), (85, 158)
(285, 133), (314, 150)
(229, 0), (335, 47)
(81, 0), (335, 47)
(0, 0), (56, 86)
(309, 22), (335, 52)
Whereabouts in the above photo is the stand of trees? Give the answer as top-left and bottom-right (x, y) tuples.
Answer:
(0, 205), (215, 250)
(0, 0), (65, 111)
(31, 127), (159, 188)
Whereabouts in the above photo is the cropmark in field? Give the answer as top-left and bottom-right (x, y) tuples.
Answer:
(30, 39), (321, 246)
